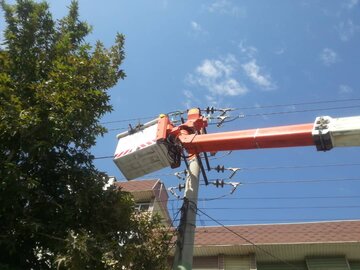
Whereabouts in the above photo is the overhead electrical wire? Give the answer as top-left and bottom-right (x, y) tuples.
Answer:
(231, 97), (360, 111)
(112, 194), (360, 205)
(197, 205), (360, 210)
(101, 116), (155, 125)
(209, 104), (360, 126)
(236, 177), (360, 185)
(185, 217), (360, 223)
(197, 195), (360, 201)
(239, 162), (360, 171)
(103, 103), (360, 130)
(100, 98), (360, 126)
(241, 104), (360, 117)
(193, 230), (360, 234)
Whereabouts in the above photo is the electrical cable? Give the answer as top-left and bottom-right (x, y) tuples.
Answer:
(208, 104), (360, 126)
(197, 195), (360, 201)
(99, 98), (360, 127)
(193, 230), (360, 234)
(93, 155), (114, 160)
(231, 97), (360, 111)
(195, 207), (304, 270)
(112, 176), (360, 190)
(245, 104), (360, 117)
(240, 177), (360, 185)
(199, 177), (360, 186)
(240, 162), (360, 171)
(109, 194), (360, 205)
(179, 217), (360, 222)
(109, 190), (360, 204)
(197, 205), (360, 210)
(101, 116), (155, 125)
(102, 102), (360, 130)
(101, 110), (186, 125)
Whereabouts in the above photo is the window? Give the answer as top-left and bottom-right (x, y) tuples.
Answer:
(134, 203), (150, 212)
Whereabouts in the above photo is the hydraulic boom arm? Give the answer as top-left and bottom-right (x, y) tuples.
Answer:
(114, 108), (360, 180)
(175, 110), (360, 153)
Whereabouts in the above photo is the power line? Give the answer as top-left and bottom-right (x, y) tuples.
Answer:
(214, 104), (360, 125)
(238, 177), (360, 185)
(104, 103), (360, 130)
(198, 205), (360, 210)
(115, 194), (360, 205)
(194, 230), (360, 234)
(232, 97), (360, 111)
(196, 207), (303, 270)
(96, 161), (360, 171)
(197, 195), (360, 201)
(93, 155), (114, 160)
(240, 163), (360, 171)
(198, 177), (360, 186)
(107, 127), (127, 132)
(101, 116), (155, 125)
(99, 98), (360, 127)
(245, 104), (360, 117)
(188, 218), (360, 222)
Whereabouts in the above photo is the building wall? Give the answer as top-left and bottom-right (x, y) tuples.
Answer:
(151, 197), (170, 225)
(190, 255), (360, 270)
(191, 255), (253, 270)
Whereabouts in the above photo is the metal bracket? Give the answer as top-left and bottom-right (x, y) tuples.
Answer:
(312, 116), (333, 151)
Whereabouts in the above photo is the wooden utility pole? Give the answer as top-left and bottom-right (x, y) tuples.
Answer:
(172, 157), (200, 270)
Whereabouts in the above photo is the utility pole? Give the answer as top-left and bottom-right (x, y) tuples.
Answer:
(172, 155), (200, 270)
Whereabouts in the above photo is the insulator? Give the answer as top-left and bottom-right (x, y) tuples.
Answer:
(215, 179), (224, 188)
(215, 179), (220, 187)
(206, 106), (215, 114)
(214, 165), (225, 173)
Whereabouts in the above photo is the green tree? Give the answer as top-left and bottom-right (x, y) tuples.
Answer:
(0, 1), (172, 269)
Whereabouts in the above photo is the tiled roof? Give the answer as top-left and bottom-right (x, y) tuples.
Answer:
(114, 179), (159, 192)
(194, 220), (360, 246)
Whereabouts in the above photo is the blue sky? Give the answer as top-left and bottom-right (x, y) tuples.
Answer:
(1, 0), (360, 226)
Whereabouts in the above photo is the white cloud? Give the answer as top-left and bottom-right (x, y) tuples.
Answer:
(339, 84), (353, 94)
(346, 0), (358, 9)
(196, 60), (222, 79)
(320, 48), (339, 66)
(187, 55), (248, 97)
(189, 21), (207, 37)
(182, 89), (204, 109)
(191, 21), (202, 32)
(336, 19), (360, 41)
(207, 0), (246, 17)
(242, 60), (276, 90)
(274, 47), (286, 55)
(239, 41), (258, 58)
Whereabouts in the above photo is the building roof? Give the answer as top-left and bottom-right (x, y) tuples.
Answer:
(192, 220), (360, 261)
(195, 220), (360, 246)
(115, 179), (159, 192)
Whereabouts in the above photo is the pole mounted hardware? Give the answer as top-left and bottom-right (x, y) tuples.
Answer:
(212, 165), (241, 179)
(210, 180), (242, 194)
(113, 108), (360, 270)
(174, 170), (188, 180)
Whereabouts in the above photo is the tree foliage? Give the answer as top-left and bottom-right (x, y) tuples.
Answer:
(0, 1), (172, 269)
